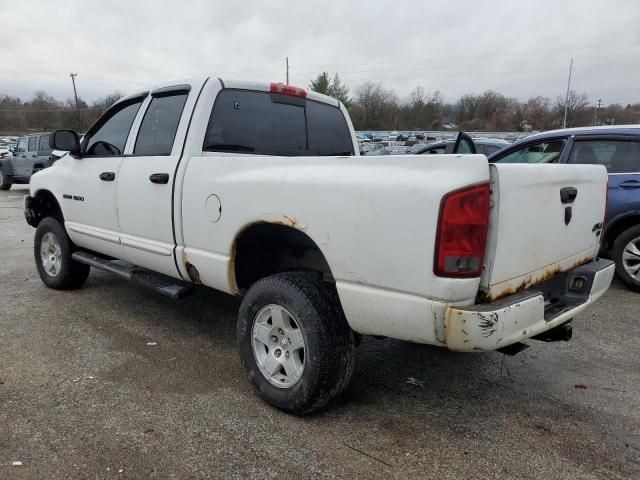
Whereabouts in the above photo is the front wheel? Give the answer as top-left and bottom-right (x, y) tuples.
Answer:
(612, 224), (640, 292)
(0, 167), (12, 190)
(237, 272), (355, 415)
(34, 217), (90, 290)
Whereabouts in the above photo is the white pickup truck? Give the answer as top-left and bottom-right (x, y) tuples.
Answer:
(24, 77), (614, 414)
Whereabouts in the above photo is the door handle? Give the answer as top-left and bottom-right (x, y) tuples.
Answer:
(99, 172), (115, 182)
(560, 187), (578, 204)
(149, 173), (170, 184)
(619, 180), (640, 189)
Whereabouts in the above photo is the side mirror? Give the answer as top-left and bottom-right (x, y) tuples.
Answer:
(50, 130), (81, 156)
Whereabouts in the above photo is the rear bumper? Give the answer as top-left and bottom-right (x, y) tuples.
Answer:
(444, 258), (615, 351)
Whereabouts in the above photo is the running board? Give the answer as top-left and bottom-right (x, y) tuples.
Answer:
(71, 251), (195, 299)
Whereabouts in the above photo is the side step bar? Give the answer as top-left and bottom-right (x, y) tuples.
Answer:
(72, 251), (195, 300)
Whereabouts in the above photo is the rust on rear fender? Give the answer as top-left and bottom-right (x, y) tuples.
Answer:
(227, 216), (306, 295)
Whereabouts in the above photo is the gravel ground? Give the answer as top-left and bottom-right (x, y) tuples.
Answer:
(1, 185), (639, 479)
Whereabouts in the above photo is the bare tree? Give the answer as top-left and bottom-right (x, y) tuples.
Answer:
(556, 90), (589, 128)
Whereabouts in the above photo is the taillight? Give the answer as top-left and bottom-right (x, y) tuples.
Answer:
(434, 183), (490, 277)
(270, 82), (307, 98)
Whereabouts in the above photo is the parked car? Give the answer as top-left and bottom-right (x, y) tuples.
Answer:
(0, 132), (53, 190)
(24, 79), (613, 414)
(488, 126), (640, 292)
(413, 137), (510, 156)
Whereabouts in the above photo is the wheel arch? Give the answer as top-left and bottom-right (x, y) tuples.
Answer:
(603, 210), (640, 253)
(0, 157), (15, 176)
(230, 221), (335, 293)
(29, 189), (65, 227)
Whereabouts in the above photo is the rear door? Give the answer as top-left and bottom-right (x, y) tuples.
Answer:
(13, 137), (28, 176)
(481, 163), (608, 301)
(565, 136), (640, 225)
(36, 134), (52, 170)
(26, 136), (38, 176)
(116, 83), (200, 278)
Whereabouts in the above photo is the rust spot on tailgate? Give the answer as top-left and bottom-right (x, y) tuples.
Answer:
(183, 253), (202, 285)
(485, 255), (593, 302)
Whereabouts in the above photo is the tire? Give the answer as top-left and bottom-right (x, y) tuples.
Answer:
(34, 217), (90, 290)
(612, 224), (640, 292)
(0, 166), (12, 190)
(238, 272), (355, 415)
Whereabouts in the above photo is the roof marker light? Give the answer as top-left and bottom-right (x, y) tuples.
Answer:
(270, 82), (307, 98)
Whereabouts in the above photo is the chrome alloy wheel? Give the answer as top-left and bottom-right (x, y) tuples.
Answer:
(40, 232), (63, 277)
(622, 235), (640, 280)
(251, 304), (306, 388)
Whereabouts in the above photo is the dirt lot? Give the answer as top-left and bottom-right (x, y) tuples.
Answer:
(1, 185), (639, 479)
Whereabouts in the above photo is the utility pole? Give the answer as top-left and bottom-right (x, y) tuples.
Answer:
(285, 57), (289, 85)
(69, 73), (80, 128)
(596, 98), (602, 125)
(563, 58), (573, 128)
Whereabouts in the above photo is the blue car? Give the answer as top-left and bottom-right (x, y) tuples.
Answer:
(488, 126), (640, 292)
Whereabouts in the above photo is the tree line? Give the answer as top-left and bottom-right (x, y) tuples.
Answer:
(311, 72), (639, 131)
(1, 73), (639, 134)
(0, 91), (123, 134)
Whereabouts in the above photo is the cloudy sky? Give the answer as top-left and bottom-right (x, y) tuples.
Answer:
(1, 0), (639, 105)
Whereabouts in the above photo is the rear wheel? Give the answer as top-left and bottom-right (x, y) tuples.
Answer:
(237, 272), (355, 415)
(612, 225), (640, 292)
(0, 167), (12, 190)
(34, 217), (90, 290)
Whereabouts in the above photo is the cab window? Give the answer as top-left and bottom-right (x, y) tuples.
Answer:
(494, 140), (564, 163)
(16, 138), (27, 153)
(134, 93), (188, 156)
(84, 98), (144, 156)
(28, 137), (37, 152)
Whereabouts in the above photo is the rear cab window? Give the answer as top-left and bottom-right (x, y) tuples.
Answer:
(203, 90), (354, 156)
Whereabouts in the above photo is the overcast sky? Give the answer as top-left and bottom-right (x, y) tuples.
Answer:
(1, 0), (639, 106)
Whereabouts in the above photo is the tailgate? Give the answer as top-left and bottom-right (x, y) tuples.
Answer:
(481, 163), (608, 301)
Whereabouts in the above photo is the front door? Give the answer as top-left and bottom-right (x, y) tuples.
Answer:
(117, 85), (193, 278)
(61, 95), (146, 259)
